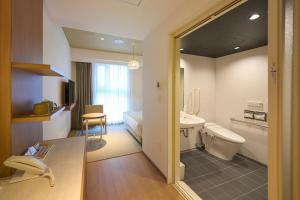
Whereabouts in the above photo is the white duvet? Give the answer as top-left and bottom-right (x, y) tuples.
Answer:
(123, 111), (143, 137)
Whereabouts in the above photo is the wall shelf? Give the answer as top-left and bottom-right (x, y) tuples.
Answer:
(12, 62), (64, 77)
(12, 106), (65, 123)
(65, 103), (76, 111)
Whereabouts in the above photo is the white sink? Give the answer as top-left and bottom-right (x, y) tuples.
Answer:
(180, 112), (206, 129)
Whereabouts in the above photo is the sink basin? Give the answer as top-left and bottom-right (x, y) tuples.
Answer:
(180, 112), (206, 129)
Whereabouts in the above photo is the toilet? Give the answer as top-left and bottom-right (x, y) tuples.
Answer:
(203, 123), (245, 160)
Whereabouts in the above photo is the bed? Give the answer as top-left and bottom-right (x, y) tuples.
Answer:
(123, 111), (142, 144)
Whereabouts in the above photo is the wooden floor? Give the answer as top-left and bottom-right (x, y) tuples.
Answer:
(86, 152), (184, 200)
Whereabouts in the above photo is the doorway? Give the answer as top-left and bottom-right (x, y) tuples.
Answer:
(169, 0), (284, 200)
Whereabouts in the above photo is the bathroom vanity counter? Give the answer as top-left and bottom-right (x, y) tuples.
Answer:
(0, 136), (86, 200)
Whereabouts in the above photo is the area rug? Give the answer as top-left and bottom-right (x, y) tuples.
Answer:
(80, 126), (142, 162)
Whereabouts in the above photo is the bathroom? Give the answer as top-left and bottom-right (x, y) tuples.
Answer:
(178, 0), (268, 199)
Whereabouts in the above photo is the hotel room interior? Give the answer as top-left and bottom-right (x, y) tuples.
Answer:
(0, 0), (299, 200)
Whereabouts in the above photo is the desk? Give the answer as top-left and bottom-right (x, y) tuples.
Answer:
(0, 137), (86, 200)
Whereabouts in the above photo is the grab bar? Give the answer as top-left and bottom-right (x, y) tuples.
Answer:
(230, 117), (268, 129)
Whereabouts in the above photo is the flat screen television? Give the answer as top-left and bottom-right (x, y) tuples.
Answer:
(64, 80), (75, 106)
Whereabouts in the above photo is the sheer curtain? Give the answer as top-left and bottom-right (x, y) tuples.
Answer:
(92, 63), (129, 124)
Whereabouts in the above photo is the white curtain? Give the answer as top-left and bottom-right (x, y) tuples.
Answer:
(92, 63), (129, 124)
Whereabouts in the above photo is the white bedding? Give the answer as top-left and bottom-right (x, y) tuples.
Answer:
(123, 111), (142, 142)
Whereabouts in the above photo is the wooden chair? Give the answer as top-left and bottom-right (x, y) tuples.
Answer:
(81, 105), (107, 135)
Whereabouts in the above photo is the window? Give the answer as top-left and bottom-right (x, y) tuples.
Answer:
(92, 63), (128, 124)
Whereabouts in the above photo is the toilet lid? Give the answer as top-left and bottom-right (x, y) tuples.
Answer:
(205, 126), (245, 143)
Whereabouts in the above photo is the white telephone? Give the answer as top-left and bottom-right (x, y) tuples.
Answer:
(4, 156), (55, 187)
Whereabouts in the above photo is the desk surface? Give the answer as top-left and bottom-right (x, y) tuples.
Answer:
(0, 136), (86, 200)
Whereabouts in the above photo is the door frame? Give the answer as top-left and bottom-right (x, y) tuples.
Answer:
(292, 0), (300, 199)
(168, 0), (285, 200)
(0, 0), (12, 177)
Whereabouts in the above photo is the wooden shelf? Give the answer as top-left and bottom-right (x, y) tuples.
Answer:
(12, 106), (65, 123)
(12, 62), (64, 77)
(65, 103), (76, 111)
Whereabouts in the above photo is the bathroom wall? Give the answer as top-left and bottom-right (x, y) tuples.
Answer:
(181, 54), (216, 121)
(179, 68), (184, 110)
(180, 54), (216, 151)
(179, 46), (268, 165)
(215, 46), (268, 165)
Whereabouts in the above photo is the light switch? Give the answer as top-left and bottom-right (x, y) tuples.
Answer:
(158, 94), (162, 104)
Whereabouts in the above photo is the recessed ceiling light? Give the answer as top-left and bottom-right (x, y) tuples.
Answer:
(180, 48), (184, 51)
(100, 37), (105, 41)
(234, 46), (240, 50)
(114, 39), (124, 44)
(249, 13), (260, 20)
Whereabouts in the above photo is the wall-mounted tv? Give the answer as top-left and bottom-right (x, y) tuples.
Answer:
(64, 80), (75, 106)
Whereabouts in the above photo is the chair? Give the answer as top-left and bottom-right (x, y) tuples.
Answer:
(81, 105), (107, 135)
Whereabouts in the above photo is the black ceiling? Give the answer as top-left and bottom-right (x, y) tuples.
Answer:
(181, 0), (268, 58)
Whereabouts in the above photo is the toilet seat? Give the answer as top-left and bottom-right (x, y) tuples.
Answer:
(204, 124), (245, 144)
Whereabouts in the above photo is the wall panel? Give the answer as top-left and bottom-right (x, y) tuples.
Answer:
(11, 0), (44, 157)
(0, 0), (12, 177)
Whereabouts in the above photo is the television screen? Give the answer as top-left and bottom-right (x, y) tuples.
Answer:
(64, 80), (75, 106)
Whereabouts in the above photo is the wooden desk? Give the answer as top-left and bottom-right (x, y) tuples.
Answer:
(0, 137), (86, 200)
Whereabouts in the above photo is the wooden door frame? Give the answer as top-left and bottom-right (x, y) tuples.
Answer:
(292, 0), (300, 199)
(168, 0), (285, 200)
(0, 0), (12, 177)
(268, 0), (284, 199)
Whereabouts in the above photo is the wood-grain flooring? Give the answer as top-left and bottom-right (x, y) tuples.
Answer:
(86, 152), (183, 200)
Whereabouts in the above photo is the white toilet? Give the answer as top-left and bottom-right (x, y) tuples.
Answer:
(203, 123), (246, 160)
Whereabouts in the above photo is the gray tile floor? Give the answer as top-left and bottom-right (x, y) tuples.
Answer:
(181, 150), (267, 200)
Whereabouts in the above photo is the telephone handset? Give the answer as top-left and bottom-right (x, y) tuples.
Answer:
(4, 156), (55, 187)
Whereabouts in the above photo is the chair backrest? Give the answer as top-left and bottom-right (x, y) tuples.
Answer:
(84, 105), (103, 114)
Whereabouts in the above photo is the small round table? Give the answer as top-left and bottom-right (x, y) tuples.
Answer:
(82, 113), (106, 141)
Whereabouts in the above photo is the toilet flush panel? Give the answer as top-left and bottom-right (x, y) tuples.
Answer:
(247, 101), (264, 111)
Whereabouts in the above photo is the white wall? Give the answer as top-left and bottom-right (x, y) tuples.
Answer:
(71, 48), (143, 112)
(128, 69), (143, 111)
(143, 0), (224, 177)
(181, 54), (216, 121)
(179, 68), (184, 109)
(43, 7), (72, 140)
(180, 54), (216, 151)
(215, 46), (268, 164)
(71, 48), (143, 66)
(178, 47), (268, 164)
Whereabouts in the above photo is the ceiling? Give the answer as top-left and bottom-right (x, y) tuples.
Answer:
(63, 27), (143, 55)
(181, 0), (268, 58)
(45, 0), (185, 40)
